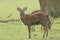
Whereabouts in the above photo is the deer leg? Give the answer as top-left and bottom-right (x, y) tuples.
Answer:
(43, 25), (49, 38)
(41, 26), (42, 30)
(28, 26), (31, 39)
(43, 27), (46, 38)
(46, 26), (48, 37)
(31, 26), (35, 32)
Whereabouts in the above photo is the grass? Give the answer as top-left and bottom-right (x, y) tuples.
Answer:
(0, 0), (40, 20)
(0, 0), (60, 40)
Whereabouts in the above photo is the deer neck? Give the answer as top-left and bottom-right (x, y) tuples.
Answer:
(20, 12), (25, 19)
(20, 12), (25, 23)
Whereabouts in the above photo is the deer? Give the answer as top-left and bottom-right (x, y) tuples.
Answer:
(17, 7), (51, 39)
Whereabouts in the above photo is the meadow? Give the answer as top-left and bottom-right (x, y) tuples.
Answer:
(0, 0), (60, 40)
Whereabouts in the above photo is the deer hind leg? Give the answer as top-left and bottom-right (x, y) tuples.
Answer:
(46, 26), (48, 37)
(43, 27), (46, 38)
(43, 26), (48, 38)
(31, 26), (35, 32)
(41, 25), (43, 30)
(28, 26), (31, 39)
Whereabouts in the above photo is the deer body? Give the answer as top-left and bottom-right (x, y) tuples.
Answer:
(17, 7), (51, 39)
(20, 10), (48, 26)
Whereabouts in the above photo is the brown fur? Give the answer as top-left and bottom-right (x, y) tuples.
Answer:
(31, 10), (51, 30)
(17, 7), (51, 39)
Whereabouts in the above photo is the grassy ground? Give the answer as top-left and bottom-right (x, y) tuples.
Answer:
(0, 0), (60, 40)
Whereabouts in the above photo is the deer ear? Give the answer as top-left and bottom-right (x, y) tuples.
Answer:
(23, 7), (27, 11)
(17, 7), (21, 11)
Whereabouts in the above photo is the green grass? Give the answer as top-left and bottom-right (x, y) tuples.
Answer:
(0, 0), (40, 20)
(0, 0), (60, 40)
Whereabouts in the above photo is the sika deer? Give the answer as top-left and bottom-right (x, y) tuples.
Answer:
(17, 7), (51, 39)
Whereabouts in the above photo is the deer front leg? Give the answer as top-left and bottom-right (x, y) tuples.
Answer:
(28, 26), (31, 39)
